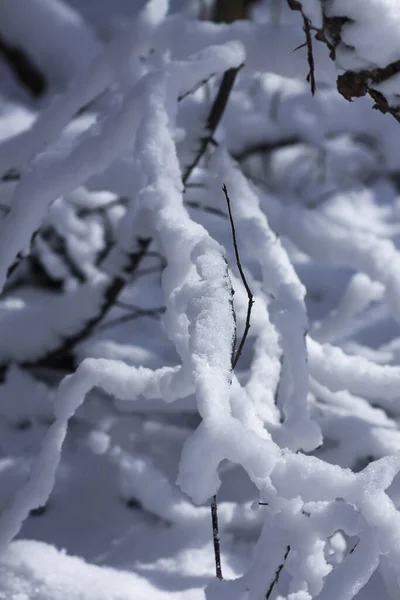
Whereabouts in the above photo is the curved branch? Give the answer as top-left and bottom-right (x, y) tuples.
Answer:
(287, 0), (400, 122)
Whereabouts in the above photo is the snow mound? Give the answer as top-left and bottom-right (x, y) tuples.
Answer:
(0, 540), (202, 600)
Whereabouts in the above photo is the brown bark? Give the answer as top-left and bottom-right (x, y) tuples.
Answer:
(212, 0), (255, 23)
(287, 1), (400, 123)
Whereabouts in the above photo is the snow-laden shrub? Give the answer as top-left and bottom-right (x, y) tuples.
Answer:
(2, 0), (400, 599)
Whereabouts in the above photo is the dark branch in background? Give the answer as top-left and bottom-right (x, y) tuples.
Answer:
(1, 168), (20, 182)
(28, 238), (150, 370)
(10, 63), (234, 370)
(184, 200), (227, 218)
(2, 52), (243, 374)
(233, 137), (300, 163)
(97, 306), (165, 332)
(212, 0), (258, 23)
(182, 64), (243, 185)
(0, 33), (46, 98)
(38, 228), (87, 284)
(265, 546), (290, 599)
(222, 183), (254, 369)
(32, 64), (243, 369)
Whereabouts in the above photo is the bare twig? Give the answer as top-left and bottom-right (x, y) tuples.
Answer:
(303, 15), (316, 95)
(209, 183), (254, 581)
(30, 238), (151, 368)
(184, 199), (227, 218)
(97, 306), (165, 332)
(4, 65), (242, 372)
(286, 0), (316, 95)
(287, 0), (400, 122)
(349, 540), (360, 554)
(182, 65), (243, 185)
(178, 73), (216, 102)
(265, 545), (290, 599)
(211, 494), (223, 579)
(222, 183), (254, 369)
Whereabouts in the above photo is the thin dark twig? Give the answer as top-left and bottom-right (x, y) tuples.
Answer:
(222, 183), (254, 369)
(178, 73), (216, 102)
(208, 183), (254, 580)
(37, 229), (87, 283)
(286, 0), (316, 96)
(233, 137), (300, 162)
(97, 307), (165, 332)
(211, 495), (223, 580)
(184, 200), (227, 218)
(227, 258), (237, 368)
(265, 545), (290, 599)
(209, 260), (236, 583)
(115, 300), (152, 312)
(349, 540), (360, 554)
(182, 64), (243, 185)
(303, 15), (316, 95)
(31, 238), (151, 367)
(292, 41), (307, 53)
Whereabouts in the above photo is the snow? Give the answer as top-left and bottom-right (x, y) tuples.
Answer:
(2, 1), (400, 599)
(327, 0), (400, 68)
(0, 0), (101, 89)
(308, 337), (400, 409)
(0, 539), (204, 600)
(300, 0), (323, 28)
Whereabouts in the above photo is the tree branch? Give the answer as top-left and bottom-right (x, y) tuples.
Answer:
(96, 306), (165, 332)
(287, 0), (400, 122)
(29, 238), (150, 369)
(211, 494), (223, 579)
(182, 65), (243, 185)
(287, 0), (316, 95)
(209, 183), (254, 581)
(222, 183), (254, 369)
(265, 545), (290, 599)
(0, 33), (46, 98)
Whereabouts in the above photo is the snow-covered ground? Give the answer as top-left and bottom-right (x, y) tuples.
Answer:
(2, 1), (400, 599)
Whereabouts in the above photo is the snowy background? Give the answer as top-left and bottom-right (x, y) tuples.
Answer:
(1, 0), (400, 598)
